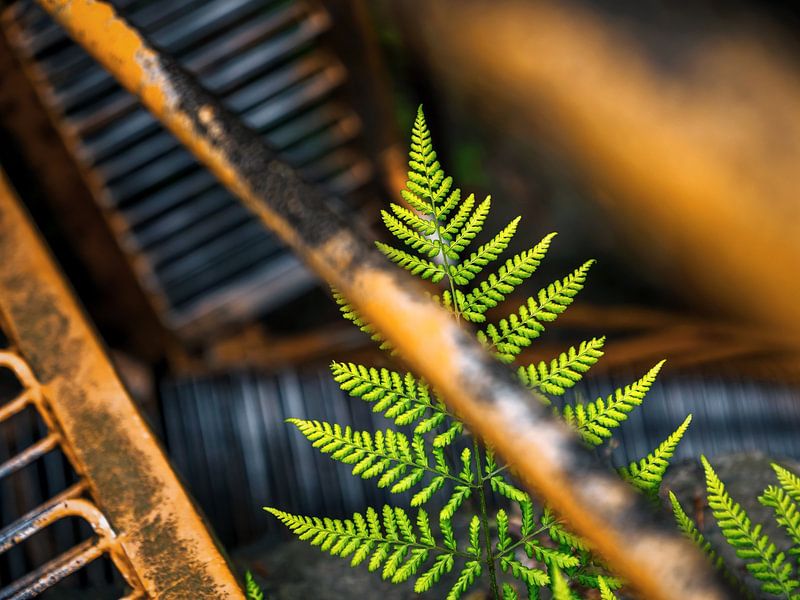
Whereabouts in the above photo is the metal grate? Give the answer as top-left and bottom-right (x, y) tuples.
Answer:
(0, 348), (144, 598)
(2, 0), (374, 340)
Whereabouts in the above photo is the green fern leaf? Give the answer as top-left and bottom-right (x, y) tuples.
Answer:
(461, 232), (557, 320)
(550, 566), (571, 600)
(760, 484), (800, 555)
(478, 261), (594, 363)
(502, 583), (520, 600)
(288, 420), (456, 500)
(381, 209), (440, 257)
(500, 554), (550, 588)
(468, 516), (482, 557)
(668, 491), (750, 594)
(545, 516), (592, 553)
(329, 362), (448, 432)
(562, 361), (664, 446)
(598, 576), (618, 600)
(517, 337), (606, 395)
(446, 196), (492, 258)
(376, 241), (446, 282)
(245, 571), (264, 600)
(528, 543), (582, 570)
(388, 202), (436, 236)
(332, 290), (391, 350)
(441, 192), (475, 240)
(620, 414), (692, 495)
(266, 506), (458, 589)
(703, 456), (799, 596)
(447, 561), (482, 600)
(773, 464), (800, 504)
(415, 553), (455, 593)
(441, 450), (474, 520)
(450, 217), (521, 285)
(404, 107), (461, 221)
(490, 476), (529, 504)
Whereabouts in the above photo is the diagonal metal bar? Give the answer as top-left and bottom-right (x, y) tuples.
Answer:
(29, 1), (732, 598)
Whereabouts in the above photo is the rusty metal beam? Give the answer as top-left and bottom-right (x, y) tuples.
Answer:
(26, 1), (732, 598)
(0, 170), (244, 597)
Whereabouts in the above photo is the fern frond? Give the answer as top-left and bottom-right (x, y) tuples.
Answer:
(404, 107), (461, 222)
(478, 261), (594, 363)
(502, 583), (519, 600)
(550, 566), (571, 600)
(760, 485), (800, 555)
(288, 419), (460, 500)
(490, 476), (529, 504)
(245, 571), (263, 600)
(450, 217), (521, 285)
(266, 506), (458, 588)
(598, 577), (618, 600)
(440, 449), (475, 520)
(703, 456), (799, 596)
(388, 202), (436, 236)
(562, 361), (664, 446)
(528, 543), (582, 570)
(517, 337), (606, 395)
(381, 209), (440, 257)
(332, 290), (391, 350)
(441, 192), (475, 239)
(538, 508), (591, 554)
(620, 414), (692, 496)
(447, 561), (481, 600)
(376, 242), (446, 282)
(500, 554), (550, 589)
(460, 232), (557, 320)
(773, 463), (800, 504)
(668, 491), (749, 593)
(446, 196), (492, 258)
(329, 362), (448, 432)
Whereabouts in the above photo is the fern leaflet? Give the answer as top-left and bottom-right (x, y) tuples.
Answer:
(562, 361), (664, 446)
(517, 337), (605, 395)
(478, 261), (594, 363)
(620, 414), (692, 496)
(703, 456), (799, 597)
(244, 571), (263, 600)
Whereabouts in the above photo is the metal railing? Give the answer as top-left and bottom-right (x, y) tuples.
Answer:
(0, 170), (244, 598)
(16, 1), (736, 597)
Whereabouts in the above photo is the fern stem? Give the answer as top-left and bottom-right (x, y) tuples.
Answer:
(473, 438), (501, 598)
(421, 154), (462, 321)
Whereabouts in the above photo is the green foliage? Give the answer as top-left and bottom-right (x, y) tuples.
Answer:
(265, 106), (688, 598)
(245, 571), (264, 600)
(674, 458), (800, 599)
(561, 361), (664, 446)
(517, 337), (605, 396)
(621, 415), (693, 497)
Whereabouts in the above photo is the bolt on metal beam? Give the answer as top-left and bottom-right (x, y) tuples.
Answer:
(28, 1), (733, 598)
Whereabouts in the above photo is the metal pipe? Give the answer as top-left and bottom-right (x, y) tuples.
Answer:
(31, 1), (731, 598)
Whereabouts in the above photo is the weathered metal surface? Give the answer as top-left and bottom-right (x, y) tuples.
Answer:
(0, 170), (244, 597)
(29, 1), (733, 597)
